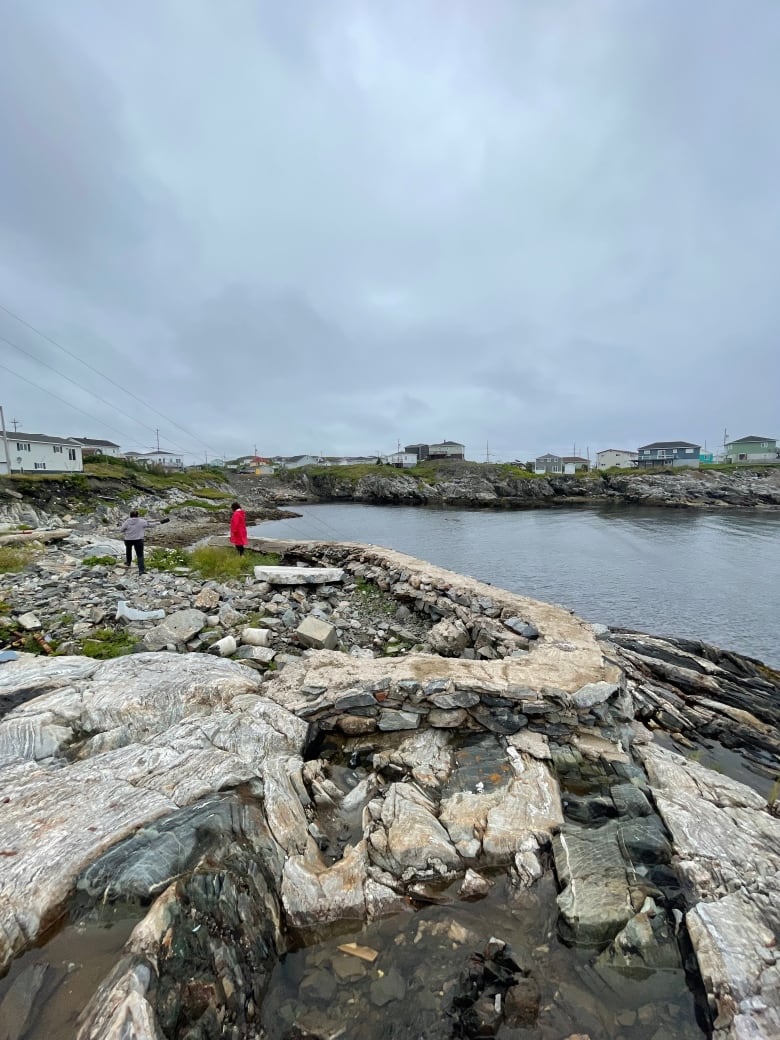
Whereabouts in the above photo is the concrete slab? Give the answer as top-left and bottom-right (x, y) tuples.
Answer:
(253, 566), (344, 585)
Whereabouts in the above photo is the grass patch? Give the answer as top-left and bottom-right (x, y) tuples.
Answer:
(162, 499), (224, 514)
(81, 555), (120, 567)
(191, 488), (232, 500)
(0, 546), (33, 573)
(81, 628), (137, 659)
(356, 576), (396, 616)
(146, 545), (279, 579)
(187, 546), (279, 580)
(146, 547), (190, 572)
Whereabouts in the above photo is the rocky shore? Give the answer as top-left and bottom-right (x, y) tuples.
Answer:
(1, 520), (779, 1040)
(250, 465), (780, 511)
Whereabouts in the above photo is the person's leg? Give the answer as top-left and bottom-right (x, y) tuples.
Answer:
(136, 540), (145, 574)
(236, 544), (245, 556)
(124, 540), (132, 566)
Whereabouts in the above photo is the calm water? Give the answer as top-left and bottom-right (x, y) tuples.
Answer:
(252, 504), (780, 668)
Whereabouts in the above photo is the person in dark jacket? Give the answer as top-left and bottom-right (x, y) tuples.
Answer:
(229, 502), (248, 555)
(120, 510), (169, 574)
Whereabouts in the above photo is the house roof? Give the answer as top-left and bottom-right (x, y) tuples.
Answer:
(536, 453), (561, 460)
(562, 456), (589, 463)
(597, 448), (636, 455)
(72, 437), (120, 447)
(727, 435), (776, 444)
(430, 440), (464, 447)
(9, 432), (81, 445)
(639, 441), (701, 450)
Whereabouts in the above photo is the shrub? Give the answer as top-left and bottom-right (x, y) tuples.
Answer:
(81, 628), (137, 659)
(0, 546), (33, 574)
(81, 555), (120, 567)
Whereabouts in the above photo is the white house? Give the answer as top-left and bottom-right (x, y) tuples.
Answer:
(428, 440), (466, 460)
(1, 432), (83, 474)
(385, 451), (417, 468)
(561, 455), (590, 474)
(271, 455), (325, 470)
(124, 450), (183, 470)
(72, 437), (122, 457)
(597, 449), (638, 470)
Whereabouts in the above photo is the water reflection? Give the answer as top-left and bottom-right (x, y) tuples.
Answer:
(252, 504), (780, 667)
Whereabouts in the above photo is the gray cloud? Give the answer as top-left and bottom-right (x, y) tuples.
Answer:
(1, 0), (779, 462)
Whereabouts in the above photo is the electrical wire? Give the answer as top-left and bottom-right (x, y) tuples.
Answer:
(0, 332), (196, 458)
(0, 300), (222, 457)
(0, 359), (138, 443)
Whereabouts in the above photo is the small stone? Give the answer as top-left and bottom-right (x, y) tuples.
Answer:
(504, 977), (541, 1028)
(459, 869), (493, 901)
(370, 966), (406, 1006)
(503, 618), (539, 639)
(194, 588), (220, 610)
(16, 612), (41, 631)
(572, 682), (619, 708)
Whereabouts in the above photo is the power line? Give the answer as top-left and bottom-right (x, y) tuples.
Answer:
(0, 331), (195, 457)
(0, 359), (140, 442)
(0, 300), (221, 456)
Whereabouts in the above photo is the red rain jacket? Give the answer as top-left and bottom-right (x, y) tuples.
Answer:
(229, 508), (248, 546)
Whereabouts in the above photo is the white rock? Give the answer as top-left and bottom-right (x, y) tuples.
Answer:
(254, 566), (344, 586)
(16, 613), (41, 631)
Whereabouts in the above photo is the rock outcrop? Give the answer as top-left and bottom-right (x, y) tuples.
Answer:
(0, 538), (778, 1040)
(285, 464), (780, 511)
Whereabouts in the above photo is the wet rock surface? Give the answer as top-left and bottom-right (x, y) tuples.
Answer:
(0, 537), (778, 1039)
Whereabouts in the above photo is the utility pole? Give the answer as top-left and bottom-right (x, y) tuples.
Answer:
(0, 406), (12, 474)
(155, 428), (160, 452)
(10, 418), (21, 433)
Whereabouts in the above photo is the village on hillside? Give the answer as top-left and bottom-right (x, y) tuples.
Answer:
(1, 423), (779, 476)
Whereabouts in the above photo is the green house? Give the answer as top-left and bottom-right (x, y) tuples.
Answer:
(724, 435), (778, 463)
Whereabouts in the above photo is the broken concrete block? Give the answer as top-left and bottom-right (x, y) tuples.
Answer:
(296, 616), (338, 650)
(115, 600), (165, 622)
(16, 613), (41, 631)
(253, 566), (345, 586)
(208, 635), (237, 657)
(235, 645), (276, 663)
(240, 627), (271, 647)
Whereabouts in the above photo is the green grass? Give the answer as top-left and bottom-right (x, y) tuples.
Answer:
(191, 487), (233, 500)
(187, 546), (279, 580)
(0, 546), (34, 573)
(81, 628), (137, 659)
(146, 545), (279, 579)
(162, 499), (224, 514)
(81, 555), (120, 567)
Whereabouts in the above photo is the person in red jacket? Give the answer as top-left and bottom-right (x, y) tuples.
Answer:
(229, 501), (248, 555)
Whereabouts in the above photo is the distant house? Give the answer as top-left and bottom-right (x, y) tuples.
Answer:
(534, 453), (563, 475)
(386, 451), (417, 468)
(636, 441), (701, 469)
(724, 435), (779, 464)
(271, 455), (324, 470)
(562, 456), (590, 473)
(404, 443), (430, 462)
(428, 440), (465, 461)
(72, 437), (122, 457)
(597, 449), (637, 470)
(0, 432), (83, 474)
(125, 450), (183, 470)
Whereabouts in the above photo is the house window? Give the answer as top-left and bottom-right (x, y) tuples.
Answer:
(685, 448), (694, 454)
(34, 462), (47, 470)
(16, 442), (31, 452)
(53, 445), (63, 453)
(68, 448), (77, 461)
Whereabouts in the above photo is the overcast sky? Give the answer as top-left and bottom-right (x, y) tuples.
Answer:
(1, 1), (778, 463)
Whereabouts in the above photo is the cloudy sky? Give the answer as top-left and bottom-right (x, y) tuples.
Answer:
(1, 1), (778, 464)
